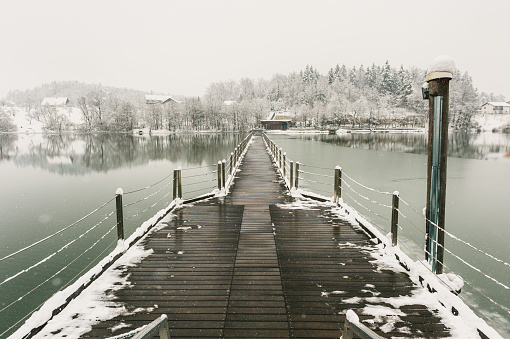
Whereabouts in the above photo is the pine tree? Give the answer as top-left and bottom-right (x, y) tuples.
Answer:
(302, 65), (310, 84)
(349, 66), (357, 86)
(396, 66), (413, 107)
(358, 65), (365, 88)
(365, 63), (377, 88)
(340, 65), (347, 79)
(379, 61), (394, 95)
(328, 69), (335, 85)
(334, 64), (342, 81)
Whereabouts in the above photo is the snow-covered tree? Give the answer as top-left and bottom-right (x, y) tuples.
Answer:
(0, 109), (16, 132)
(379, 61), (395, 96)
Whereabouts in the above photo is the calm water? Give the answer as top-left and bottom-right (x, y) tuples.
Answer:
(270, 132), (510, 336)
(0, 133), (245, 337)
(0, 132), (509, 336)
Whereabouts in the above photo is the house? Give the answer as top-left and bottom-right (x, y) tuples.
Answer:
(145, 95), (178, 105)
(41, 97), (69, 106)
(480, 102), (510, 114)
(260, 111), (294, 130)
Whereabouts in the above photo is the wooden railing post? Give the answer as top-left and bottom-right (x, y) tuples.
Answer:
(230, 152), (233, 175)
(290, 161), (294, 189)
(391, 191), (400, 246)
(334, 166), (342, 203)
(283, 152), (286, 178)
(115, 188), (124, 241)
(295, 162), (300, 189)
(234, 147), (238, 165)
(217, 161), (222, 190)
(279, 148), (283, 170)
(173, 169), (178, 200)
(221, 160), (226, 189)
(177, 167), (182, 199)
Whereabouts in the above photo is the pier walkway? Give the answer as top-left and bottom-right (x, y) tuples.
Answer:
(82, 136), (449, 338)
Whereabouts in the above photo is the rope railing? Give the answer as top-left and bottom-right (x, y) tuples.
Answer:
(393, 197), (510, 292)
(123, 180), (174, 209)
(392, 226), (510, 336)
(124, 191), (172, 222)
(0, 210), (116, 288)
(391, 202), (510, 333)
(3, 132), (254, 338)
(343, 190), (391, 224)
(0, 233), (119, 338)
(123, 172), (173, 195)
(180, 164), (217, 171)
(399, 196), (510, 269)
(0, 196), (116, 262)
(0, 223), (117, 339)
(341, 177), (393, 210)
(263, 133), (509, 335)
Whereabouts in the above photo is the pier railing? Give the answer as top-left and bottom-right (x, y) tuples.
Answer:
(1, 132), (253, 338)
(263, 133), (509, 338)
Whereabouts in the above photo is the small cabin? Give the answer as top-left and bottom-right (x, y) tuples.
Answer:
(260, 119), (292, 130)
(481, 102), (510, 114)
(145, 95), (178, 105)
(260, 111), (294, 130)
(41, 97), (69, 106)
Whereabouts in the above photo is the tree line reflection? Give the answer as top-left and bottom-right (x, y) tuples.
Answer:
(0, 133), (245, 174)
(291, 132), (510, 160)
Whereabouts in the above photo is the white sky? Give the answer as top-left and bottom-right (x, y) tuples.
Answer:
(0, 0), (509, 99)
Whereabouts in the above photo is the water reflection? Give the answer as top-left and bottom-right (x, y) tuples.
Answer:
(0, 133), (244, 174)
(284, 132), (510, 160)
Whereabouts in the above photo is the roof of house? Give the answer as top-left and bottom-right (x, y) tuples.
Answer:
(223, 100), (236, 106)
(482, 102), (510, 107)
(145, 95), (177, 104)
(41, 97), (69, 106)
(263, 111), (295, 121)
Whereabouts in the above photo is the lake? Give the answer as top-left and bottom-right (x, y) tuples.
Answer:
(0, 131), (509, 336)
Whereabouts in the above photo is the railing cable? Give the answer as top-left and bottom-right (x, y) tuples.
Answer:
(0, 222), (117, 315)
(123, 173), (173, 195)
(399, 196), (510, 269)
(394, 233), (510, 336)
(123, 180), (173, 208)
(0, 197), (115, 262)
(343, 171), (393, 196)
(298, 169), (334, 178)
(341, 177), (393, 210)
(0, 210), (115, 287)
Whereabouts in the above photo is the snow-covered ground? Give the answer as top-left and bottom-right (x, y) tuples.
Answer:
(473, 114), (510, 132)
(2, 106), (83, 133)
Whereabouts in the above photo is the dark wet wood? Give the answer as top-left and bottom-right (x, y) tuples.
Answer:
(82, 136), (449, 338)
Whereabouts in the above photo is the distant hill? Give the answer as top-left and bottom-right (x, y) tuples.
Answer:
(3, 81), (150, 106)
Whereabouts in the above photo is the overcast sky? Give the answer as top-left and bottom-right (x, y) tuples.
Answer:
(1, 0), (509, 99)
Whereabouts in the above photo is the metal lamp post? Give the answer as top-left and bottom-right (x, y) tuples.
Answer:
(423, 56), (454, 274)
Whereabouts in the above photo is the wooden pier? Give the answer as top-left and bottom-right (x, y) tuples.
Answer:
(82, 136), (449, 338)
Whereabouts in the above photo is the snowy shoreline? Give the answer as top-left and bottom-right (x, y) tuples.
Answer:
(3, 106), (510, 135)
